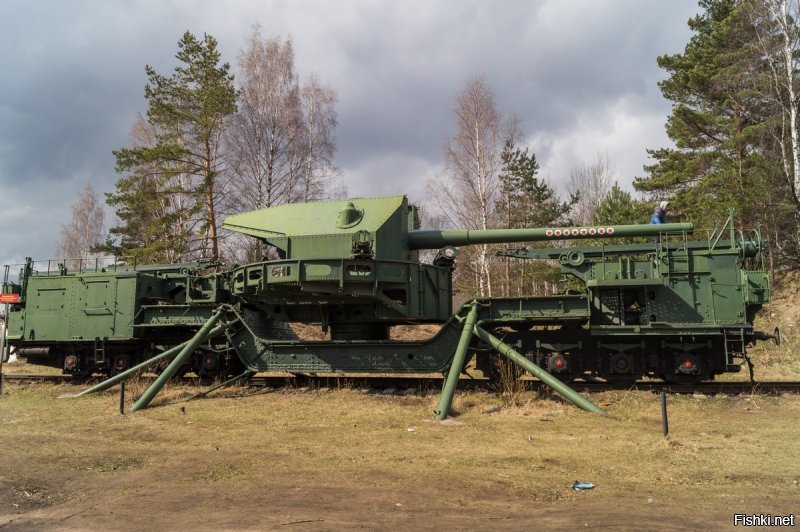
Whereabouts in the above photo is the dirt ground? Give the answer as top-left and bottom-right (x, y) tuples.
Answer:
(0, 480), (749, 530)
(1, 276), (798, 530)
(1, 383), (798, 531)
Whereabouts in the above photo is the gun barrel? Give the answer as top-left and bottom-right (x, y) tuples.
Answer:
(407, 222), (693, 250)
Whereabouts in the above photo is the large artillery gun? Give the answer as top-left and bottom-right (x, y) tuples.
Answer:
(493, 213), (776, 384)
(221, 195), (689, 339)
(2, 195), (774, 418)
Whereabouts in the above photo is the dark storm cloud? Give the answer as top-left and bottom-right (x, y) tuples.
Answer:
(309, 0), (698, 195)
(0, 0), (699, 265)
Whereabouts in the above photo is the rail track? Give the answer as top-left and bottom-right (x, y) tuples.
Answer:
(2, 372), (800, 395)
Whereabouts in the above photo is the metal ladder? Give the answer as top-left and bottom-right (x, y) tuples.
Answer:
(94, 337), (106, 364)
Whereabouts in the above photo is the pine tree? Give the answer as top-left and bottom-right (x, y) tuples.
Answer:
(593, 183), (650, 227)
(106, 136), (194, 264)
(495, 140), (577, 296)
(109, 31), (236, 262)
(634, 0), (772, 230)
(591, 183), (652, 244)
(496, 140), (575, 229)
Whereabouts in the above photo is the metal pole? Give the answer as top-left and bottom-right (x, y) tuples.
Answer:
(72, 323), (227, 398)
(473, 325), (607, 415)
(119, 381), (126, 415)
(660, 390), (669, 437)
(0, 303), (8, 398)
(131, 309), (224, 412)
(434, 302), (479, 420)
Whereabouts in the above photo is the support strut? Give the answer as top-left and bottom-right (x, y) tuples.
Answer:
(473, 325), (607, 415)
(131, 309), (224, 412)
(434, 301), (479, 420)
(72, 323), (228, 398)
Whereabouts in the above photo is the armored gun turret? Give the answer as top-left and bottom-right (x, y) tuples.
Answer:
(222, 195), (691, 340)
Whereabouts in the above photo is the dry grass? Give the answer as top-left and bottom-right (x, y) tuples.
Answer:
(490, 359), (529, 407)
(0, 278), (797, 525)
(1, 382), (798, 527)
(740, 273), (800, 382)
(1, 358), (61, 375)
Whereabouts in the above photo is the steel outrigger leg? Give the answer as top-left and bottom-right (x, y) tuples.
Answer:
(473, 325), (607, 416)
(72, 323), (229, 398)
(131, 309), (225, 412)
(434, 301), (479, 420)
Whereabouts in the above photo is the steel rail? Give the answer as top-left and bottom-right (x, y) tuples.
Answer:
(5, 373), (800, 395)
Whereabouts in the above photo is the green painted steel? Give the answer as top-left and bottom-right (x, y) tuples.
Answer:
(228, 258), (454, 329)
(0, 197), (774, 390)
(2, 257), (224, 376)
(72, 323), (228, 398)
(408, 223), (693, 250)
(131, 310), (224, 412)
(220, 196), (687, 337)
(473, 325), (607, 415)
(3, 259), (218, 343)
(434, 301), (479, 420)
(220, 295), (596, 374)
(223, 196), (414, 260)
(496, 234), (770, 329)
(14, 272), (134, 342)
(223, 195), (692, 257)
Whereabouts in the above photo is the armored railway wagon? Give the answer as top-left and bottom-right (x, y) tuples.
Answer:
(1, 259), (241, 377)
(0, 196), (775, 389)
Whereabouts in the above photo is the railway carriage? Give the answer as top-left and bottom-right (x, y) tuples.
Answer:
(0, 196), (775, 386)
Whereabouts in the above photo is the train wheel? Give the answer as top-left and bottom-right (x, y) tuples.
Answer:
(601, 352), (642, 385)
(660, 354), (709, 384)
(658, 372), (704, 385)
(544, 353), (577, 383)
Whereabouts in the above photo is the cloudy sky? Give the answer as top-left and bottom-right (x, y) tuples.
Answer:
(0, 0), (700, 267)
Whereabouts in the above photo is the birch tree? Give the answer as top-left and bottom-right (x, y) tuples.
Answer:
(223, 30), (341, 263)
(746, 0), (800, 265)
(226, 30), (304, 217)
(430, 76), (511, 297)
(297, 75), (338, 202)
(750, 0), (800, 202)
(57, 183), (105, 270)
(568, 152), (615, 225)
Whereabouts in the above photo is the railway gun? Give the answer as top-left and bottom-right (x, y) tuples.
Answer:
(0, 196), (776, 414)
(493, 221), (774, 384)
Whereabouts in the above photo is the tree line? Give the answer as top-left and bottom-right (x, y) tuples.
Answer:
(636, 0), (800, 269)
(59, 0), (800, 295)
(429, 0), (800, 297)
(427, 76), (644, 299)
(58, 28), (341, 267)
